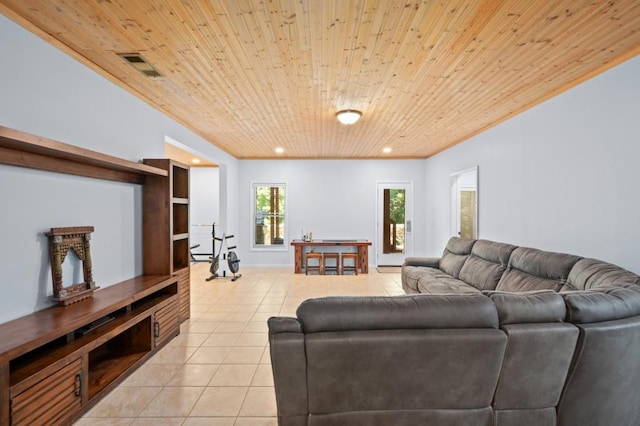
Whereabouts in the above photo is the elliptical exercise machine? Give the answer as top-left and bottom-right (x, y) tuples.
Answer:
(206, 223), (241, 282)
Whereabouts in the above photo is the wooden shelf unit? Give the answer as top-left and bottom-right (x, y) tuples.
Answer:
(0, 126), (189, 425)
(0, 275), (179, 425)
(143, 159), (191, 322)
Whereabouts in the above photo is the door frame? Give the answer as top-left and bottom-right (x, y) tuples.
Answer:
(376, 181), (414, 266)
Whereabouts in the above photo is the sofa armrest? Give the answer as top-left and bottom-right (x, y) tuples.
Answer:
(268, 316), (303, 334)
(268, 317), (308, 420)
(403, 256), (440, 268)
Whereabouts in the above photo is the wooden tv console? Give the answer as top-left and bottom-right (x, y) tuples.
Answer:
(0, 126), (193, 425)
(0, 274), (180, 425)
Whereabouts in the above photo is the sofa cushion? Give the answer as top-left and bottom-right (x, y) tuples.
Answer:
(442, 236), (477, 256)
(403, 257), (440, 268)
(487, 291), (566, 325)
(494, 409), (557, 426)
(459, 240), (517, 291)
(403, 265), (455, 292)
(440, 237), (476, 278)
(418, 276), (481, 294)
(296, 294), (498, 333)
(496, 247), (582, 292)
(556, 315), (640, 425)
(492, 323), (578, 410)
(309, 409), (494, 426)
(305, 329), (506, 417)
(402, 265), (433, 292)
(415, 267), (461, 282)
(562, 286), (640, 323)
(564, 258), (640, 291)
(439, 254), (468, 279)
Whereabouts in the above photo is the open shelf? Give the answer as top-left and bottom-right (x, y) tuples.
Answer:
(87, 317), (152, 399)
(0, 126), (167, 184)
(9, 335), (71, 388)
(142, 158), (190, 285)
(1, 274), (179, 426)
(8, 282), (177, 388)
(172, 165), (189, 198)
(173, 203), (189, 235)
(173, 238), (190, 271)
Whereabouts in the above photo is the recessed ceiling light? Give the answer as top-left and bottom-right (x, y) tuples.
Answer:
(383, 147), (392, 153)
(192, 158), (201, 164)
(275, 147), (285, 154)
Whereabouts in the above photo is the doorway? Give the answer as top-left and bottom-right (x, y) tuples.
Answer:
(450, 167), (478, 239)
(376, 182), (413, 266)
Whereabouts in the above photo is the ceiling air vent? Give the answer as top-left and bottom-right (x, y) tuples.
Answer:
(117, 53), (162, 78)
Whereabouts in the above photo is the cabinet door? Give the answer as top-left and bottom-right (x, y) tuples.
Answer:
(154, 297), (179, 347)
(10, 358), (82, 426)
(177, 268), (191, 321)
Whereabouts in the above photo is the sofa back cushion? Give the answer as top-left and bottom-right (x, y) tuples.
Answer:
(305, 328), (506, 416)
(296, 294), (498, 333)
(488, 291), (566, 325)
(439, 237), (476, 278)
(564, 258), (640, 291)
(459, 240), (517, 291)
(492, 322), (578, 411)
(557, 315), (640, 426)
(496, 247), (582, 292)
(486, 291), (578, 413)
(562, 286), (640, 323)
(298, 293), (506, 417)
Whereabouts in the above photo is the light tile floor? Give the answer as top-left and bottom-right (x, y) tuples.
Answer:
(77, 263), (404, 425)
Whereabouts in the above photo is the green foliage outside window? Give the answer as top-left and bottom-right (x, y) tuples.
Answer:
(389, 189), (405, 224)
(254, 184), (286, 247)
(255, 186), (285, 215)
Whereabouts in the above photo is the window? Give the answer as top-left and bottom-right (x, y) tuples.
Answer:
(252, 183), (287, 250)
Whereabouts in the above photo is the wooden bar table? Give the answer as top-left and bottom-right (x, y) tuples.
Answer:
(291, 240), (373, 274)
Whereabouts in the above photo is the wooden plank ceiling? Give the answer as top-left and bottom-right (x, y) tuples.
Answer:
(1, 1), (639, 159)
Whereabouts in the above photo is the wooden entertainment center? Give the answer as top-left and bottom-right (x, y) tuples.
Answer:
(0, 126), (191, 425)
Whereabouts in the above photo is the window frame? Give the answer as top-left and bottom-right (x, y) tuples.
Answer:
(250, 182), (288, 252)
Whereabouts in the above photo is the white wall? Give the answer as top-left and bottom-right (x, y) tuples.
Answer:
(3, 8), (638, 324)
(238, 160), (426, 267)
(189, 167), (220, 259)
(424, 55), (640, 273)
(0, 15), (238, 323)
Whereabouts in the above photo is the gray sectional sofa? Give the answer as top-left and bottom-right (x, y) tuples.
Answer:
(402, 237), (640, 295)
(268, 237), (640, 426)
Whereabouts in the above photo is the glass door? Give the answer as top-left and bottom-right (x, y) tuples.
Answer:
(377, 182), (413, 266)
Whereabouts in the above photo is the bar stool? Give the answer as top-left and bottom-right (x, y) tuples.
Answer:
(323, 252), (340, 275)
(306, 252), (323, 275)
(341, 252), (359, 275)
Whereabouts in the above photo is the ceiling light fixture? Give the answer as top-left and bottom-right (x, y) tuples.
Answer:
(336, 110), (362, 125)
(192, 158), (201, 164)
(275, 147), (284, 154)
(383, 147), (392, 153)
